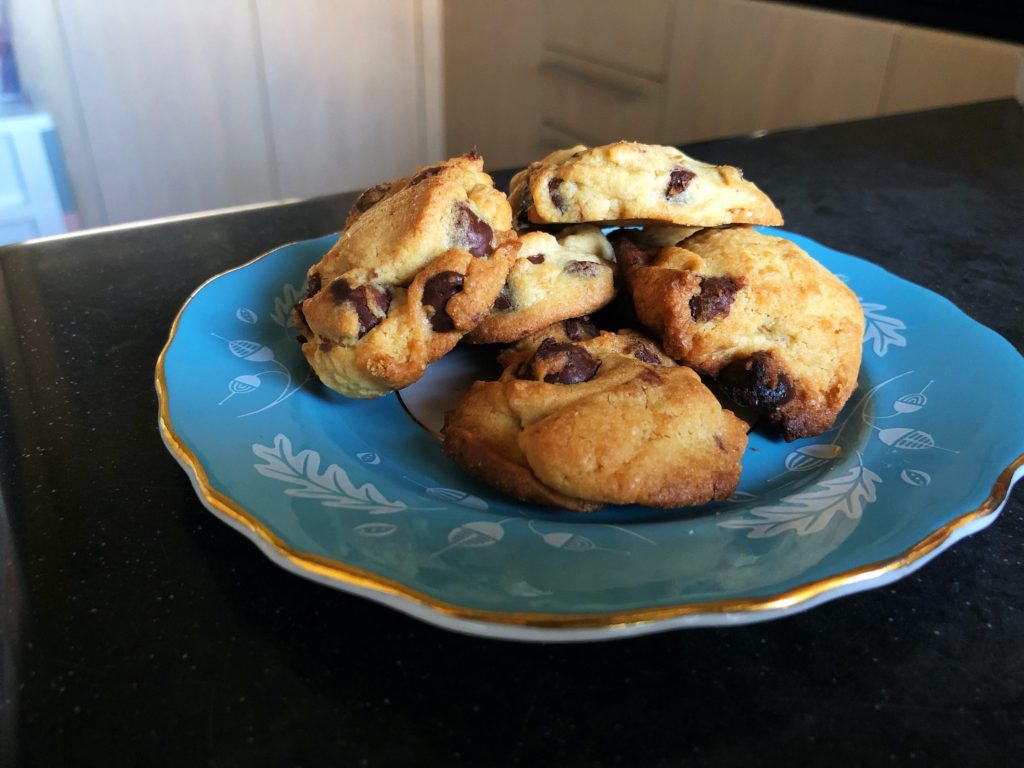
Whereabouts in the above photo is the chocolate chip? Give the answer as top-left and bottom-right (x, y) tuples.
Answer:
(351, 183), (390, 215)
(296, 334), (308, 344)
(328, 279), (390, 337)
(492, 289), (513, 312)
(718, 352), (793, 409)
(454, 203), (493, 257)
(409, 165), (441, 186)
(548, 177), (567, 212)
(666, 167), (696, 198)
(632, 343), (661, 365)
(421, 271), (465, 331)
(565, 260), (599, 277)
(690, 276), (745, 322)
(562, 316), (598, 341)
(306, 271), (322, 298)
(518, 338), (600, 385)
(526, 254), (545, 265)
(319, 341), (335, 353)
(516, 187), (534, 227)
(609, 232), (655, 271)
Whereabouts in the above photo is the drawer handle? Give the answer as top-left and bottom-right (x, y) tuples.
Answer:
(540, 60), (647, 102)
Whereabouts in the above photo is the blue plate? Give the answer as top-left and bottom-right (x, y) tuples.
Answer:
(156, 230), (1024, 641)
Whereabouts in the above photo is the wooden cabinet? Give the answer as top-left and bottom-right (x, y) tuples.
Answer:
(257, 0), (433, 199)
(444, 0), (1023, 168)
(443, 0), (546, 170)
(539, 52), (663, 146)
(663, 0), (897, 142)
(56, 0), (276, 225)
(879, 26), (1023, 114)
(11, 0), (444, 228)
(542, 0), (671, 80)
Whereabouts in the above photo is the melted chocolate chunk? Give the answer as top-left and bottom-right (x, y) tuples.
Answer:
(518, 338), (600, 385)
(492, 289), (513, 312)
(719, 352), (793, 410)
(609, 232), (655, 271)
(516, 187), (534, 227)
(562, 316), (598, 341)
(548, 177), (567, 212)
(565, 260), (600, 277)
(421, 271), (465, 332)
(666, 167), (696, 198)
(306, 271), (322, 298)
(454, 203), (493, 257)
(526, 254), (545, 265)
(319, 341), (335, 353)
(632, 343), (661, 365)
(329, 279), (390, 337)
(689, 276), (745, 322)
(409, 165), (441, 186)
(351, 183), (390, 215)
(296, 334), (308, 344)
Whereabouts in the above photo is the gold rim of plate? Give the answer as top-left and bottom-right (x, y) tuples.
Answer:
(154, 241), (1024, 632)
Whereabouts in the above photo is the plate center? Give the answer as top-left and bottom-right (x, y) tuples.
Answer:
(396, 345), (502, 438)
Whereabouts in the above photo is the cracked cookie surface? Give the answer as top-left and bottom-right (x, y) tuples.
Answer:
(443, 328), (749, 511)
(509, 142), (783, 228)
(615, 226), (864, 440)
(466, 225), (617, 344)
(293, 154), (516, 398)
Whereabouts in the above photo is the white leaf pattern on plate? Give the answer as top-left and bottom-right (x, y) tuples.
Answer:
(271, 282), (304, 328)
(900, 469), (931, 487)
(719, 459), (881, 539)
(252, 434), (407, 515)
(861, 302), (907, 357)
(236, 307), (258, 324)
(433, 520), (512, 557)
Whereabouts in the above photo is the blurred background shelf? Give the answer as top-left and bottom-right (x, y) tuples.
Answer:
(6, 0), (1022, 235)
(0, 107), (71, 243)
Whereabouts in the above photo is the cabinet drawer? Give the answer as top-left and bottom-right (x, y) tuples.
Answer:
(540, 53), (663, 147)
(543, 0), (671, 80)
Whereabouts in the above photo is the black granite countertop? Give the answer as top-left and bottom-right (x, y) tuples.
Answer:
(1, 99), (1022, 767)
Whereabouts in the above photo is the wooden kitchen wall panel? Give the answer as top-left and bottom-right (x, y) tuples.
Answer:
(57, 0), (276, 225)
(444, 0), (545, 170)
(258, 0), (430, 199)
(541, 53), (664, 147)
(543, 0), (672, 81)
(663, 0), (897, 144)
(879, 27), (1023, 115)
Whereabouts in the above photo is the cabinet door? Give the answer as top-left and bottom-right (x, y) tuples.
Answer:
(258, 0), (436, 198)
(444, 0), (545, 170)
(663, 0), (896, 144)
(539, 53), (663, 147)
(879, 27), (1023, 114)
(57, 0), (276, 224)
(543, 0), (671, 80)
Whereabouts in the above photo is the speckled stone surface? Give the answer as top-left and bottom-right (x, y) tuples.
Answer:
(0, 100), (1021, 767)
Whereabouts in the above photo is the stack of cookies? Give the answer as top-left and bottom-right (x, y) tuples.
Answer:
(293, 142), (864, 512)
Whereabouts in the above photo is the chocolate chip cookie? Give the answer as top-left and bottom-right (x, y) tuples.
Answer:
(443, 328), (749, 511)
(293, 153), (517, 398)
(325, 152), (514, 286)
(509, 142), (783, 228)
(465, 225), (618, 344)
(614, 226), (864, 440)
